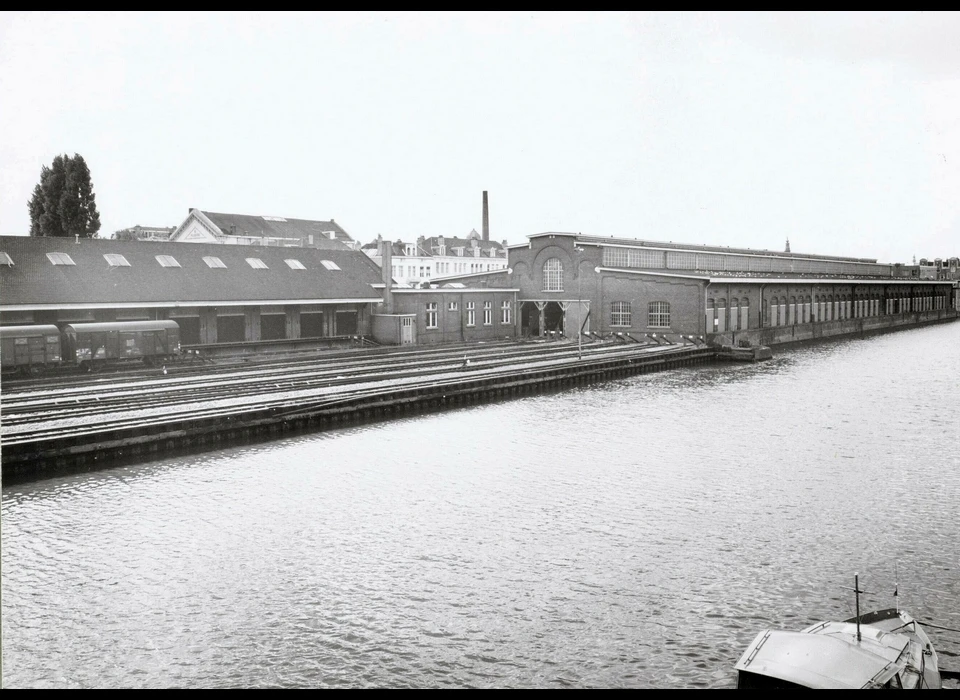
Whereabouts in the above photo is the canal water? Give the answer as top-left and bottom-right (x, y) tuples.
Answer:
(3, 322), (959, 688)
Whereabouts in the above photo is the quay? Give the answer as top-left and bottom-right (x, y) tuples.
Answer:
(2, 342), (719, 478)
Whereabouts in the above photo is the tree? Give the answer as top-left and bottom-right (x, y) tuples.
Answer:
(28, 153), (101, 238)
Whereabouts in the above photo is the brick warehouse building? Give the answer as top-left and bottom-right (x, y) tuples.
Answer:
(431, 232), (957, 344)
(0, 235), (383, 344)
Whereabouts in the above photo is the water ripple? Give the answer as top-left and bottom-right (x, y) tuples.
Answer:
(3, 322), (960, 688)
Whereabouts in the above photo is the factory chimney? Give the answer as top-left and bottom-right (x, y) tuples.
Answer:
(482, 191), (489, 241)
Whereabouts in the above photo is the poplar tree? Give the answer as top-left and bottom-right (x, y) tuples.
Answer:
(28, 153), (102, 238)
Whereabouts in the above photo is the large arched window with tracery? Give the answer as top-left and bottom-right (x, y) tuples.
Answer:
(542, 258), (563, 292)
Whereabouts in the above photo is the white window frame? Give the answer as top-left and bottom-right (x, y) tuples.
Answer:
(426, 302), (438, 329)
(447, 301), (458, 311)
(542, 258), (563, 292)
(155, 255), (181, 268)
(203, 256), (226, 269)
(466, 301), (475, 327)
(104, 253), (131, 267)
(285, 259), (306, 270)
(47, 252), (76, 266)
(648, 301), (670, 328)
(611, 301), (631, 327)
(321, 260), (341, 271)
(246, 258), (268, 270)
(501, 300), (512, 324)
(483, 301), (492, 325)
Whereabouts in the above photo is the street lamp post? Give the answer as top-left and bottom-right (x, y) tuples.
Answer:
(574, 247), (585, 360)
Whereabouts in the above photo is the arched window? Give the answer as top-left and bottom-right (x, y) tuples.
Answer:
(789, 296), (797, 325)
(542, 258), (563, 292)
(740, 298), (749, 330)
(730, 298), (739, 331)
(770, 296), (779, 326)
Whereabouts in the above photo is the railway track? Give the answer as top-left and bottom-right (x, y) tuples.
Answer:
(1, 341), (702, 441)
(3, 346), (712, 448)
(1, 338), (660, 412)
(0, 338), (527, 392)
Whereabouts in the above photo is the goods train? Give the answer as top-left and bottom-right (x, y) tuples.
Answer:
(0, 320), (181, 375)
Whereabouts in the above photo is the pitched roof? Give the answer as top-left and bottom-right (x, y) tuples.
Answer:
(202, 211), (353, 249)
(562, 232), (879, 264)
(0, 236), (383, 308)
(361, 240), (408, 257)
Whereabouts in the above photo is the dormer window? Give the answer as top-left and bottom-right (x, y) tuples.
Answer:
(156, 255), (181, 268)
(104, 253), (131, 267)
(47, 252), (76, 266)
(405, 244), (416, 256)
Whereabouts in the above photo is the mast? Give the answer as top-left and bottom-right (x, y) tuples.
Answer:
(894, 562), (899, 614)
(855, 573), (861, 643)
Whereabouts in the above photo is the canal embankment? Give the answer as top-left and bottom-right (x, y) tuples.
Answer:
(1, 343), (718, 478)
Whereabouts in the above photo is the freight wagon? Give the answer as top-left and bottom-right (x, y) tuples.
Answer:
(62, 320), (181, 368)
(1, 320), (181, 375)
(0, 325), (62, 373)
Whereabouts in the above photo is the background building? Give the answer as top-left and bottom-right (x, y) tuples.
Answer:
(362, 230), (508, 287)
(170, 209), (359, 249)
(112, 225), (176, 242)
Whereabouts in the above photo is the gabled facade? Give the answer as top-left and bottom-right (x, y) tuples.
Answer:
(171, 209), (357, 250)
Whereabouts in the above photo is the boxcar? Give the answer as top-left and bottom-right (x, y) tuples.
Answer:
(0, 325), (63, 372)
(62, 320), (181, 367)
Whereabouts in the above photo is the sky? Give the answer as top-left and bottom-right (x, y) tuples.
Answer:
(1, 11), (958, 264)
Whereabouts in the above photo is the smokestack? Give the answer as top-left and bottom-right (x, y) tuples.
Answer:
(482, 191), (489, 241)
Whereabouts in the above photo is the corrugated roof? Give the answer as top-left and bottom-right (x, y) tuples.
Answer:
(0, 236), (383, 308)
(201, 211), (353, 249)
